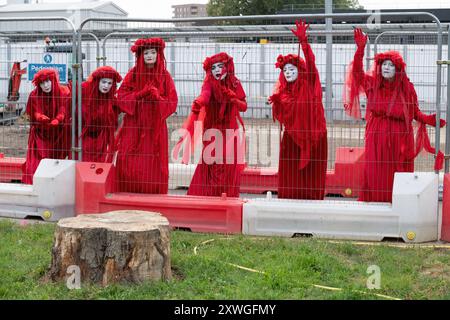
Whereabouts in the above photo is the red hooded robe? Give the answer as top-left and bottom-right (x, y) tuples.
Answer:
(80, 66), (122, 162)
(269, 42), (328, 200)
(115, 38), (178, 194)
(344, 48), (445, 202)
(174, 52), (247, 197)
(22, 69), (70, 184)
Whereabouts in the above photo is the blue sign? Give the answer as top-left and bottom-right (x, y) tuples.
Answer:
(43, 54), (53, 64)
(28, 64), (68, 83)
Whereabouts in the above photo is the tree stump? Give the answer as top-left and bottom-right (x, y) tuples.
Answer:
(47, 210), (172, 286)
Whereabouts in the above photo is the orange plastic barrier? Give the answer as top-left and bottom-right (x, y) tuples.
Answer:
(0, 153), (24, 183)
(76, 162), (243, 234)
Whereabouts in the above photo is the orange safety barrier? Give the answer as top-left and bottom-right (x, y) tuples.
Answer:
(76, 162), (243, 234)
(0, 153), (25, 183)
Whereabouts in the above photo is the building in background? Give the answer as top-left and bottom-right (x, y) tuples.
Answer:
(172, 3), (207, 26)
(0, 0), (128, 31)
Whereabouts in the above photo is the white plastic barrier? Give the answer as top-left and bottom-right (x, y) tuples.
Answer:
(243, 172), (439, 243)
(0, 159), (76, 221)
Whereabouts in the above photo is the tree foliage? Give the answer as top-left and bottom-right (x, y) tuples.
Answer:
(207, 0), (362, 17)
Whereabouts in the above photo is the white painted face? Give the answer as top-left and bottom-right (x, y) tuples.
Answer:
(98, 78), (113, 94)
(143, 48), (157, 65)
(283, 63), (298, 83)
(381, 59), (396, 80)
(211, 62), (227, 80)
(40, 80), (52, 93)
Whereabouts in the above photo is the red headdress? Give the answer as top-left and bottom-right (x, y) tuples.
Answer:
(32, 68), (60, 90)
(130, 37), (167, 91)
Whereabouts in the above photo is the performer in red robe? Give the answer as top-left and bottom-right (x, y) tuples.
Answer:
(115, 38), (178, 194)
(174, 52), (247, 197)
(268, 20), (328, 200)
(22, 69), (70, 184)
(80, 66), (122, 162)
(344, 28), (446, 202)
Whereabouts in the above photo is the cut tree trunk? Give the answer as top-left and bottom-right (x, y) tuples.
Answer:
(47, 210), (171, 286)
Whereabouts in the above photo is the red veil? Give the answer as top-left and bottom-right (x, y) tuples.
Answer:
(130, 37), (166, 92)
(344, 50), (444, 170)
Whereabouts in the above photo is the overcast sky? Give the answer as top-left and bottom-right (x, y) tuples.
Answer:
(2, 0), (450, 18)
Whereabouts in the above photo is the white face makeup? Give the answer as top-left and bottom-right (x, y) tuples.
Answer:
(143, 48), (157, 65)
(283, 63), (299, 83)
(381, 59), (396, 80)
(98, 78), (114, 94)
(40, 80), (52, 93)
(211, 62), (227, 80)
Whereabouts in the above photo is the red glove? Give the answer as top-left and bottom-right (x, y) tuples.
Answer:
(34, 113), (50, 123)
(50, 119), (59, 126)
(425, 114), (446, 128)
(268, 93), (281, 105)
(223, 88), (237, 101)
(147, 85), (161, 101)
(354, 28), (368, 50)
(135, 86), (152, 100)
(291, 19), (309, 43)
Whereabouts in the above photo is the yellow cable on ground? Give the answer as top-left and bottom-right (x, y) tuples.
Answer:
(193, 237), (402, 301)
(326, 240), (450, 249)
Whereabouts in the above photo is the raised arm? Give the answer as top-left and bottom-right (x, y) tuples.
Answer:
(291, 20), (318, 86)
(351, 28), (372, 91)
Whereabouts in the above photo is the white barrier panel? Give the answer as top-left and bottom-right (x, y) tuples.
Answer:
(243, 172), (439, 243)
(169, 163), (196, 189)
(0, 159), (76, 222)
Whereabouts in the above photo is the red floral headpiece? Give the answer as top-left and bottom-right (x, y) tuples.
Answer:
(32, 68), (59, 87)
(131, 38), (165, 55)
(275, 54), (306, 71)
(374, 51), (406, 71)
(203, 52), (232, 72)
(89, 66), (122, 83)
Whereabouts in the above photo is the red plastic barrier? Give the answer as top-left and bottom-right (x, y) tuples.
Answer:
(0, 153), (24, 182)
(442, 174), (450, 242)
(240, 167), (278, 194)
(326, 147), (365, 198)
(240, 147), (365, 197)
(76, 162), (243, 234)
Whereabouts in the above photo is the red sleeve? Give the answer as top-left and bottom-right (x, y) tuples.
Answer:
(57, 85), (71, 121)
(156, 72), (178, 121)
(26, 90), (39, 120)
(233, 80), (247, 112)
(343, 46), (375, 119)
(301, 42), (320, 88)
(116, 69), (138, 116)
(193, 81), (212, 113)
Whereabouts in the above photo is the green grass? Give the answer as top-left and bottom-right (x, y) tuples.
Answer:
(0, 219), (449, 300)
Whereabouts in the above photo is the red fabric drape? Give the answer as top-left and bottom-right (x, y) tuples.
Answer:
(80, 66), (122, 162)
(115, 38), (178, 194)
(269, 42), (328, 200)
(174, 52), (247, 197)
(22, 69), (70, 184)
(344, 49), (444, 202)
